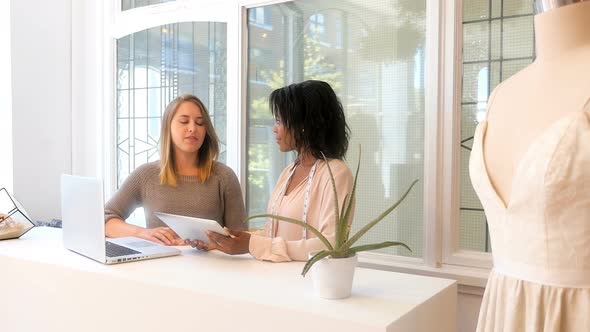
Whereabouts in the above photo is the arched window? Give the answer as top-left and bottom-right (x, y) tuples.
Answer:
(115, 22), (227, 185)
(107, 1), (232, 225)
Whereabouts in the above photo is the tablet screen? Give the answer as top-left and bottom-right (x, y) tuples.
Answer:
(155, 212), (229, 242)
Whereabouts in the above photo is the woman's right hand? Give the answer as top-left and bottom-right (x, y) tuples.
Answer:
(185, 239), (216, 251)
(0, 214), (9, 226)
(136, 227), (184, 246)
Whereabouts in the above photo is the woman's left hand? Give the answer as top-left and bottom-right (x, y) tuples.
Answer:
(206, 228), (251, 255)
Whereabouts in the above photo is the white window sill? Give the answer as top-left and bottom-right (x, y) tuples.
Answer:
(358, 252), (489, 294)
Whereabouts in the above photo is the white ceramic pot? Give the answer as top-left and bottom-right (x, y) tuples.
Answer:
(309, 252), (358, 300)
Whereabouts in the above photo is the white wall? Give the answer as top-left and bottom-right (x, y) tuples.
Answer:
(11, 0), (72, 221)
(0, 0), (13, 193)
(71, 0), (106, 180)
(458, 291), (483, 332)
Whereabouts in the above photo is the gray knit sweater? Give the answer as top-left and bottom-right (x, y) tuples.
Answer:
(104, 161), (246, 230)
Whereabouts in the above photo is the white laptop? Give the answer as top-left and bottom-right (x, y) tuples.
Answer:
(60, 174), (180, 264)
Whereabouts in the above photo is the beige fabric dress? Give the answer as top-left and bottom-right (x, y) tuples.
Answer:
(469, 101), (590, 331)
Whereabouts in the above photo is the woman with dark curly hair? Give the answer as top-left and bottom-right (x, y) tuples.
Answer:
(190, 80), (354, 262)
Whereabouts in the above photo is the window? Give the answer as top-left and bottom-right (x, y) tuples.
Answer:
(459, 0), (535, 252)
(246, 0), (427, 258)
(116, 22), (227, 186)
(111, 0), (229, 225)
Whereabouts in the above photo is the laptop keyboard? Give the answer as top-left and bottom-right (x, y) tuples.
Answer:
(105, 241), (141, 258)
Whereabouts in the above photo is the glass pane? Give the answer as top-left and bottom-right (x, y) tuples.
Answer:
(121, 0), (175, 11)
(147, 27), (162, 59)
(117, 61), (131, 90)
(459, 209), (490, 251)
(491, 20), (501, 60)
(117, 35), (131, 62)
(115, 22), (227, 186)
(462, 63), (489, 104)
(463, 21), (489, 62)
(502, 17), (534, 59)
(491, 0), (533, 18)
(464, 0), (490, 21)
(134, 88), (147, 118)
(503, 0), (533, 16)
(117, 118), (130, 186)
(460, 0), (535, 252)
(147, 58), (161, 88)
(147, 88), (160, 117)
(117, 90), (129, 118)
(490, 61), (501, 90)
(246, 0), (427, 258)
(491, 0), (502, 18)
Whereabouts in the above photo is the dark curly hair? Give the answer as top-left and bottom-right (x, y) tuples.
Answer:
(269, 80), (350, 160)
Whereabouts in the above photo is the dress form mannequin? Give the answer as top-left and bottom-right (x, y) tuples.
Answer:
(470, 1), (590, 331)
(483, 0), (590, 207)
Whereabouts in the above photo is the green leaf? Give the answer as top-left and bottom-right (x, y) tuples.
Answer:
(348, 241), (411, 255)
(341, 146), (361, 245)
(243, 213), (334, 251)
(341, 179), (419, 251)
(339, 193), (349, 225)
(320, 152), (340, 239)
(337, 193), (349, 248)
(301, 250), (337, 277)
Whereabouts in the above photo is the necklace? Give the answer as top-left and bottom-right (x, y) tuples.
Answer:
(269, 159), (320, 240)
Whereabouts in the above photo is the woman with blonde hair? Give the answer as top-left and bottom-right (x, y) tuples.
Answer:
(105, 94), (246, 245)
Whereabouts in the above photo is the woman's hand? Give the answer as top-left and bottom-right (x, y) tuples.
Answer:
(0, 214), (14, 225)
(136, 227), (184, 246)
(185, 238), (214, 251)
(187, 228), (250, 255)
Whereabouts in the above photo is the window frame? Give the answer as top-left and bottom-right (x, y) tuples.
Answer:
(440, 0), (494, 271)
(338, 0), (492, 287)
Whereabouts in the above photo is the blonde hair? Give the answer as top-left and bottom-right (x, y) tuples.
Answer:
(159, 94), (220, 186)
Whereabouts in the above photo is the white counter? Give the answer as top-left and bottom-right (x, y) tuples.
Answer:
(0, 227), (456, 332)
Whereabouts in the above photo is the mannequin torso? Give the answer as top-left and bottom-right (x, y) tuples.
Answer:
(483, 1), (590, 207)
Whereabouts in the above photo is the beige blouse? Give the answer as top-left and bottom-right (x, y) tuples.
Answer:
(249, 159), (354, 262)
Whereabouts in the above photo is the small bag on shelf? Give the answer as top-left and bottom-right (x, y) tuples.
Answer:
(0, 188), (35, 240)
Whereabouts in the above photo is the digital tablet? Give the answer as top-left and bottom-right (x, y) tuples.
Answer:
(154, 212), (229, 242)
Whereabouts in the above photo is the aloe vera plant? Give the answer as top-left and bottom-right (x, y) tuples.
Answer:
(245, 148), (419, 276)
